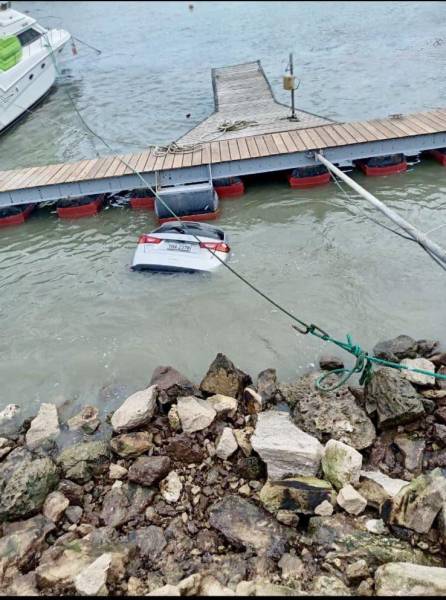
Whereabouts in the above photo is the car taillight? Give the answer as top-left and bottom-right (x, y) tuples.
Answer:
(199, 241), (230, 253)
(138, 235), (162, 244)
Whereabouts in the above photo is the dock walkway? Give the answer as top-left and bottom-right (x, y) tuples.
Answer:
(0, 61), (446, 207)
(177, 60), (332, 144)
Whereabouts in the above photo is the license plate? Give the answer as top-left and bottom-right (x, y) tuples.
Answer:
(167, 242), (192, 253)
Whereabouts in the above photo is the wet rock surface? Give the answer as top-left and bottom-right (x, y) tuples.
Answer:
(289, 372), (376, 449)
(1, 339), (446, 596)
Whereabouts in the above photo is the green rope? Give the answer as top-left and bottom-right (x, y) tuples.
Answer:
(303, 329), (446, 392)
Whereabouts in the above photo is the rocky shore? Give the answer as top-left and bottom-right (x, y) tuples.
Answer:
(1, 334), (446, 596)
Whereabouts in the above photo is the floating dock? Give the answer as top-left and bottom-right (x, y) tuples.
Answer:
(0, 61), (446, 208)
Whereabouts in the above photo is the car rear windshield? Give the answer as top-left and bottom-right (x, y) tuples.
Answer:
(153, 222), (224, 240)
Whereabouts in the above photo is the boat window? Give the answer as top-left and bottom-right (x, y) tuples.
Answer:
(17, 28), (42, 47)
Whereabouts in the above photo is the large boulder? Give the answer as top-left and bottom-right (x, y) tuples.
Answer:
(321, 439), (363, 490)
(375, 562), (446, 596)
(209, 495), (289, 558)
(287, 373), (375, 450)
(111, 386), (158, 433)
(365, 368), (425, 428)
(200, 353), (251, 399)
(0, 455), (59, 521)
(373, 335), (418, 362)
(260, 476), (335, 515)
(176, 396), (216, 433)
(74, 552), (126, 596)
(150, 366), (198, 406)
(337, 484), (367, 515)
(382, 468), (446, 534)
(251, 410), (323, 479)
(57, 441), (110, 483)
(25, 403), (60, 450)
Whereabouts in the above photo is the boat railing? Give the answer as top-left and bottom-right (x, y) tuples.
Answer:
(19, 29), (70, 60)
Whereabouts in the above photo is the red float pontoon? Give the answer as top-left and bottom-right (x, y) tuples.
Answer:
(57, 194), (105, 219)
(288, 165), (331, 188)
(213, 177), (245, 198)
(356, 154), (407, 176)
(0, 203), (36, 228)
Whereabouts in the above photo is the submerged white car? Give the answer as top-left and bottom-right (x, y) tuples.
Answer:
(131, 221), (230, 273)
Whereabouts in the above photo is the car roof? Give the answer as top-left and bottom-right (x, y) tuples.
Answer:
(153, 221), (225, 236)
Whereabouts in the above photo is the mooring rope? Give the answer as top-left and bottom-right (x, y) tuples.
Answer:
(41, 34), (446, 392)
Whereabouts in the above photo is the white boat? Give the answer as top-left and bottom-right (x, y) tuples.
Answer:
(0, 1), (71, 133)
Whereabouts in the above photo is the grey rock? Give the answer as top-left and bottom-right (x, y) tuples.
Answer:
(133, 525), (166, 559)
(260, 476), (335, 515)
(0, 515), (54, 584)
(383, 467), (446, 534)
(67, 405), (100, 434)
(289, 372), (376, 450)
(375, 562), (446, 596)
(358, 470), (409, 510)
(176, 396), (216, 433)
(65, 505), (83, 524)
(308, 514), (439, 568)
(26, 403), (60, 450)
(251, 410), (323, 479)
(311, 575), (352, 596)
(257, 368), (280, 403)
(58, 480), (84, 505)
(322, 439), (363, 490)
(200, 353), (251, 399)
(128, 456), (171, 487)
(373, 335), (418, 362)
(42, 491), (69, 523)
(0, 456), (59, 521)
(57, 441), (110, 483)
(365, 368), (425, 429)
(394, 434), (425, 473)
(209, 495), (289, 558)
(400, 358), (436, 387)
(150, 366), (198, 405)
(111, 385), (158, 433)
(0, 404), (21, 438)
(110, 431), (153, 458)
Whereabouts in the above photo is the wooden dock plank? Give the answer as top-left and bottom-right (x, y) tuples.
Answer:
(254, 135), (270, 156)
(181, 150), (193, 168)
(398, 117), (433, 135)
(143, 151), (159, 173)
(245, 136), (260, 157)
(295, 128), (317, 150)
(288, 130), (310, 152)
(103, 156), (123, 179)
(279, 131), (299, 153)
(345, 122), (377, 142)
(339, 122), (369, 143)
(236, 136), (251, 159)
(320, 124), (351, 146)
(308, 126), (335, 147)
(201, 143), (211, 164)
(210, 141), (221, 163)
(219, 140), (231, 162)
(372, 119), (407, 139)
(191, 146), (203, 166)
(356, 120), (386, 140)
(415, 112), (446, 132)
(263, 134), (279, 155)
(228, 139), (241, 161)
(90, 156), (118, 181)
(404, 116), (437, 134)
(271, 133), (289, 154)
(380, 118), (419, 137)
(426, 110), (446, 129)
(27, 162), (70, 188)
(1, 166), (41, 191)
(135, 151), (152, 174)
(48, 159), (89, 185)
(330, 124), (358, 145)
(162, 150), (176, 171)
